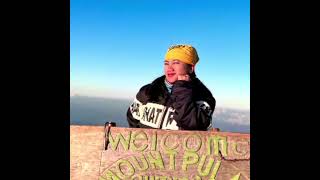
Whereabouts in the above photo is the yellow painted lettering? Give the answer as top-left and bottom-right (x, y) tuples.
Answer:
(162, 133), (179, 151)
(183, 134), (202, 152)
(232, 140), (249, 156)
(179, 178), (188, 180)
(164, 149), (178, 170)
(230, 173), (241, 180)
(155, 176), (168, 180)
(109, 132), (131, 151)
(131, 131), (148, 152)
(100, 169), (120, 180)
(207, 135), (228, 156)
(130, 154), (149, 171)
(116, 159), (135, 178)
(181, 151), (199, 171)
(208, 160), (221, 180)
(147, 151), (165, 170)
(197, 155), (215, 176)
(151, 132), (157, 151)
(131, 175), (143, 180)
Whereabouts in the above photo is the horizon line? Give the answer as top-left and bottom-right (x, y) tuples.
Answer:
(70, 94), (250, 111)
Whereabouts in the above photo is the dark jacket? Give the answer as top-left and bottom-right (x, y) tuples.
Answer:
(127, 75), (215, 130)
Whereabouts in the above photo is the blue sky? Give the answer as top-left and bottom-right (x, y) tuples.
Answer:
(70, 0), (250, 110)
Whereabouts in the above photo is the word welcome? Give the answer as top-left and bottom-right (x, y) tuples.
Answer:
(107, 130), (250, 157)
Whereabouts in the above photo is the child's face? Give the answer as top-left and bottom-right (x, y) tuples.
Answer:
(164, 59), (192, 83)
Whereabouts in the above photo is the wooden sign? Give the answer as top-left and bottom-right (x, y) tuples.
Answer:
(70, 126), (250, 180)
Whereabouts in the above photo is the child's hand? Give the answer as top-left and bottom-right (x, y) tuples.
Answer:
(177, 74), (191, 81)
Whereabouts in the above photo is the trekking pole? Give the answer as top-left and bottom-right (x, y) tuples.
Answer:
(104, 121), (116, 150)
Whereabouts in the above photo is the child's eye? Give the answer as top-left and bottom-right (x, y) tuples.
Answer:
(173, 61), (179, 64)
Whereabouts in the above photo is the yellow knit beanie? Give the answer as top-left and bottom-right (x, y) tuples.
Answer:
(165, 44), (199, 65)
